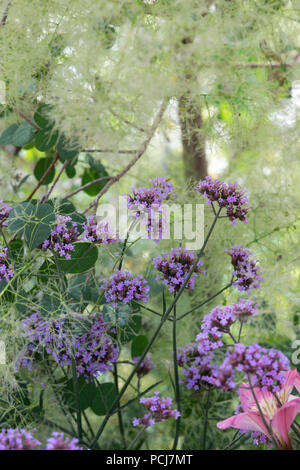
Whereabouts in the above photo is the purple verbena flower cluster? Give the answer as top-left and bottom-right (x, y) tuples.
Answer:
(178, 343), (216, 391)
(0, 246), (14, 282)
(45, 432), (83, 450)
(0, 200), (12, 227)
(83, 216), (118, 244)
(200, 299), (258, 345)
(224, 343), (289, 393)
(250, 431), (272, 448)
(19, 313), (118, 381)
(152, 247), (205, 293)
(103, 270), (150, 307)
(0, 428), (41, 450)
(195, 176), (250, 225)
(0, 429), (84, 450)
(133, 354), (156, 378)
(132, 392), (180, 428)
(42, 215), (79, 260)
(126, 177), (176, 216)
(19, 313), (70, 370)
(226, 245), (263, 291)
(126, 177), (176, 242)
(73, 313), (119, 380)
(177, 297), (288, 393)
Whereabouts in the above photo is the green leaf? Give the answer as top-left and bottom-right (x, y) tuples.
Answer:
(102, 304), (142, 344)
(81, 154), (109, 196)
(90, 382), (117, 416)
(33, 157), (55, 185)
(0, 124), (18, 145)
(66, 164), (76, 178)
(40, 294), (61, 316)
(62, 378), (98, 412)
(131, 335), (148, 359)
(68, 273), (99, 304)
(12, 122), (35, 146)
(57, 134), (80, 161)
(56, 242), (98, 274)
(35, 130), (58, 151)
(7, 202), (55, 250)
(34, 104), (54, 130)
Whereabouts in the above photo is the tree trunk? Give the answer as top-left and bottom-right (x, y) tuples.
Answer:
(179, 95), (208, 181)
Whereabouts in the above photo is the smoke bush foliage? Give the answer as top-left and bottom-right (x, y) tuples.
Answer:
(0, 0), (300, 451)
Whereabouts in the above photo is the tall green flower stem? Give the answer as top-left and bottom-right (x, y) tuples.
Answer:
(112, 220), (138, 448)
(71, 356), (83, 442)
(172, 302), (181, 450)
(89, 208), (222, 449)
(202, 391), (211, 450)
(127, 425), (147, 450)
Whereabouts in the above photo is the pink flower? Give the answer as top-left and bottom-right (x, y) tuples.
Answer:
(217, 369), (300, 449)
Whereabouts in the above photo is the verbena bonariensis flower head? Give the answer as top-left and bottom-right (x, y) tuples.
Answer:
(125, 177), (176, 242)
(19, 313), (71, 370)
(149, 177), (177, 202)
(19, 313), (118, 380)
(42, 215), (79, 260)
(73, 313), (119, 381)
(132, 392), (180, 428)
(195, 176), (250, 225)
(226, 245), (263, 291)
(0, 428), (41, 450)
(152, 247), (205, 293)
(133, 354), (156, 378)
(83, 216), (118, 244)
(201, 299), (258, 343)
(45, 432), (83, 450)
(217, 369), (300, 449)
(0, 246), (14, 282)
(103, 270), (150, 307)
(0, 200), (12, 227)
(225, 343), (290, 393)
(126, 177), (176, 216)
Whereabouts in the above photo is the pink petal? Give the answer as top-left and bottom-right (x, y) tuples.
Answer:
(239, 383), (272, 411)
(282, 369), (299, 396)
(272, 397), (300, 449)
(289, 369), (300, 395)
(217, 411), (269, 437)
(239, 383), (254, 412)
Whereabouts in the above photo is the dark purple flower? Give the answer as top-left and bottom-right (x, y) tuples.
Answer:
(132, 392), (180, 428)
(83, 216), (118, 244)
(19, 313), (118, 381)
(0, 200), (12, 227)
(133, 354), (156, 378)
(0, 246), (14, 282)
(195, 176), (250, 225)
(103, 270), (150, 307)
(226, 245), (263, 291)
(152, 247), (205, 293)
(42, 215), (79, 260)
(73, 313), (119, 381)
(0, 428), (40, 450)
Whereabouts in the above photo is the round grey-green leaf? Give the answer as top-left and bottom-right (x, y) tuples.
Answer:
(56, 242), (98, 274)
